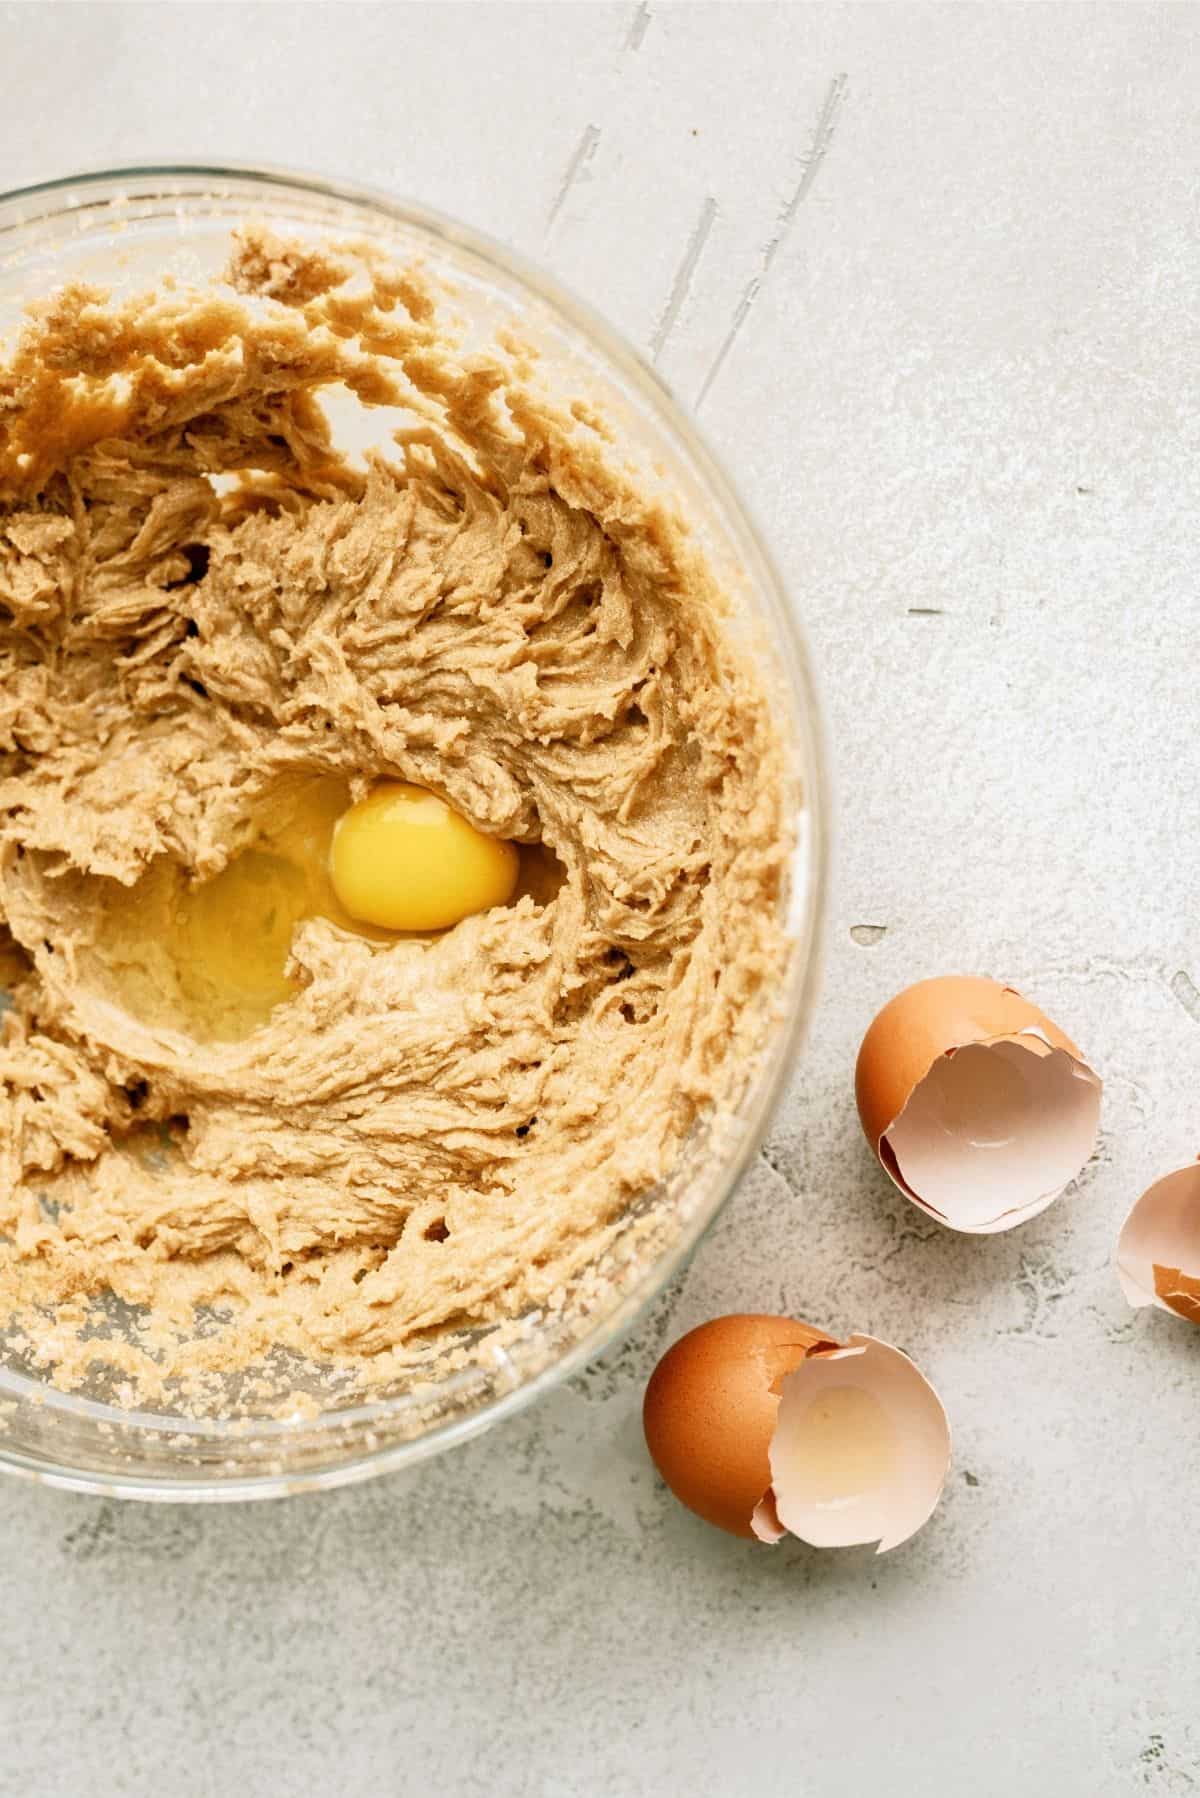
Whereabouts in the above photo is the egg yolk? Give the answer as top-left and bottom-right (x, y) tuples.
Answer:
(330, 782), (519, 932)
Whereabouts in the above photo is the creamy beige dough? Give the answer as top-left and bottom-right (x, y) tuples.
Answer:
(0, 231), (790, 1408)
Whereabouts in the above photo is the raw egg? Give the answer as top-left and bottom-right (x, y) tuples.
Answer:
(1117, 1163), (1200, 1325)
(330, 782), (519, 932)
(100, 775), (523, 1043)
(855, 975), (1102, 1233)
(643, 1314), (950, 1552)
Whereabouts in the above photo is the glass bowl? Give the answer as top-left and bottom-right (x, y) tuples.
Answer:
(0, 165), (826, 1500)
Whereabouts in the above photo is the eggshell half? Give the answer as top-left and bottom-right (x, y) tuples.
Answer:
(642, 1315), (835, 1539)
(1116, 1164), (1200, 1324)
(855, 975), (1101, 1233)
(768, 1336), (951, 1553)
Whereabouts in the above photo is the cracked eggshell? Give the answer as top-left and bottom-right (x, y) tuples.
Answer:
(1116, 1164), (1200, 1324)
(642, 1317), (950, 1552)
(855, 975), (1102, 1234)
(768, 1336), (951, 1553)
(642, 1315), (835, 1539)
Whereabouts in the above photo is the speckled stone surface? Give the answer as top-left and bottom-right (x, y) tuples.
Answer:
(3, 5), (1199, 1794)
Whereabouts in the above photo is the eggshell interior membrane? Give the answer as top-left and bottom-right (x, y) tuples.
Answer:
(767, 1336), (951, 1553)
(884, 1035), (1101, 1232)
(750, 1487), (787, 1545)
(855, 976), (1101, 1234)
(1116, 1165), (1200, 1324)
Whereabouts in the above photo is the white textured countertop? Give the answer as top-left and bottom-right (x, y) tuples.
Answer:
(4, 5), (1199, 1793)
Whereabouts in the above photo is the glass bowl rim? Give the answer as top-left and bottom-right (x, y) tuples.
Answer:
(0, 161), (829, 1499)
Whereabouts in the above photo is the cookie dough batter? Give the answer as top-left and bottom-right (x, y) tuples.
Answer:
(0, 231), (790, 1408)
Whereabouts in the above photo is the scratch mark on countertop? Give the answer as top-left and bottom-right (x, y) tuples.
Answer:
(1137, 1732), (1196, 1787)
(1102, 1311), (1138, 1345)
(650, 196), (718, 361)
(1033, 954), (1165, 993)
(548, 124), (602, 228)
(626, 1), (652, 50)
(850, 924), (888, 947)
(1171, 969), (1200, 1024)
(61, 1500), (117, 1562)
(1001, 1253), (1075, 1340)
(758, 1144), (800, 1198)
(696, 71), (847, 407)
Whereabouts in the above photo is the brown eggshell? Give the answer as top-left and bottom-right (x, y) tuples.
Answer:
(643, 1314), (834, 1538)
(1117, 1164), (1200, 1324)
(855, 975), (1084, 1159)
